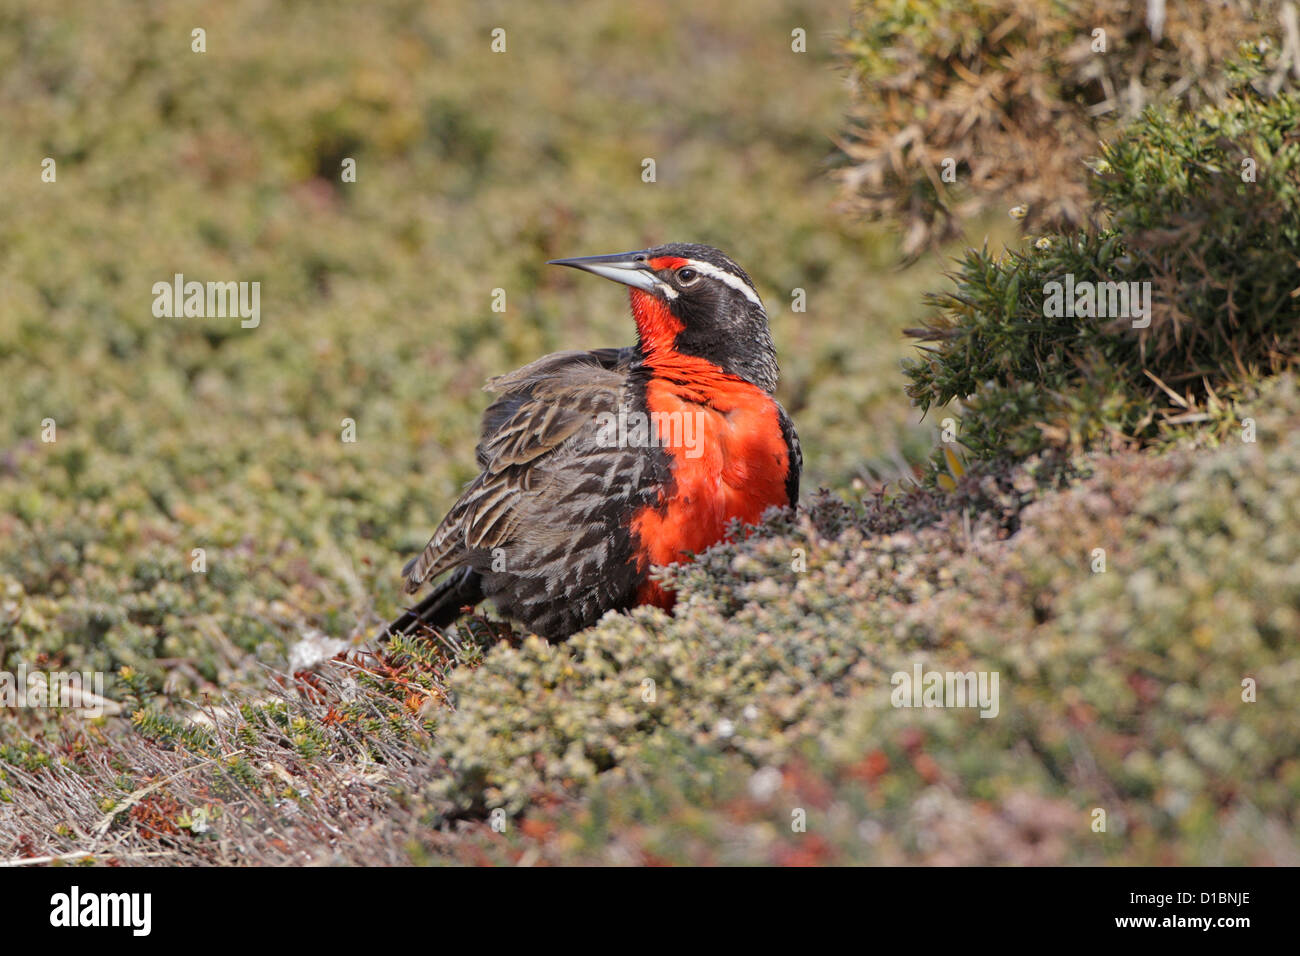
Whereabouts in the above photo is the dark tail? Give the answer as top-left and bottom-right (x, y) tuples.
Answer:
(383, 567), (484, 640)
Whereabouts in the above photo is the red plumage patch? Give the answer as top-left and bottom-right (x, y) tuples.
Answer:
(629, 288), (683, 356)
(630, 341), (791, 610)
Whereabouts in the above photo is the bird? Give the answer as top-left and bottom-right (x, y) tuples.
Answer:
(385, 242), (801, 642)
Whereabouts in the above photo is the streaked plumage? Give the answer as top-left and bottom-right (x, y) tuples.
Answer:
(387, 243), (800, 641)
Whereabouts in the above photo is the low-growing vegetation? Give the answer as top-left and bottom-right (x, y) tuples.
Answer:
(5, 376), (1298, 864)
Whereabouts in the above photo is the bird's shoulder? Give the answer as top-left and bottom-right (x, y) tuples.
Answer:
(475, 346), (637, 472)
(483, 346), (635, 395)
(403, 347), (642, 590)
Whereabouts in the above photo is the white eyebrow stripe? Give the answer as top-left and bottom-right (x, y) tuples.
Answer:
(680, 258), (762, 307)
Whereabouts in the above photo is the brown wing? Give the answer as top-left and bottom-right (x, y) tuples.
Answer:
(402, 349), (635, 592)
(474, 346), (634, 469)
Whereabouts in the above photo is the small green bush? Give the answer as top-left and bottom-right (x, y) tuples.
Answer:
(838, 0), (1291, 255)
(905, 87), (1300, 471)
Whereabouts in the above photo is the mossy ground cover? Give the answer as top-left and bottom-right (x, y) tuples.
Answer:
(5, 376), (1297, 865)
(2, 0), (1298, 865)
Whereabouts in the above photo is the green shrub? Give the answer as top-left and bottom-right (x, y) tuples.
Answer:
(905, 87), (1300, 472)
(838, 0), (1291, 255)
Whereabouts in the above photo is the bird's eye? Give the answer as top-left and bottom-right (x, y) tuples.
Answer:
(678, 268), (698, 283)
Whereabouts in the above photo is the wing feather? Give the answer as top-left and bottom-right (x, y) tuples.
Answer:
(403, 350), (632, 592)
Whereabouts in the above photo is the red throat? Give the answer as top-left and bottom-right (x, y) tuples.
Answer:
(629, 288), (683, 357)
(624, 286), (792, 614)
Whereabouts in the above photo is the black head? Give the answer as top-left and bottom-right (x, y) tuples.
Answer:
(548, 242), (779, 393)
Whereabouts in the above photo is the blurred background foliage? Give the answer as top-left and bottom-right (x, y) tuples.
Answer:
(0, 0), (939, 690)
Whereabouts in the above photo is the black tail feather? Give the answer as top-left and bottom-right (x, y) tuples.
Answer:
(384, 567), (484, 640)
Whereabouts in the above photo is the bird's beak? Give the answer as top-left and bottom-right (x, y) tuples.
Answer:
(547, 251), (658, 293)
